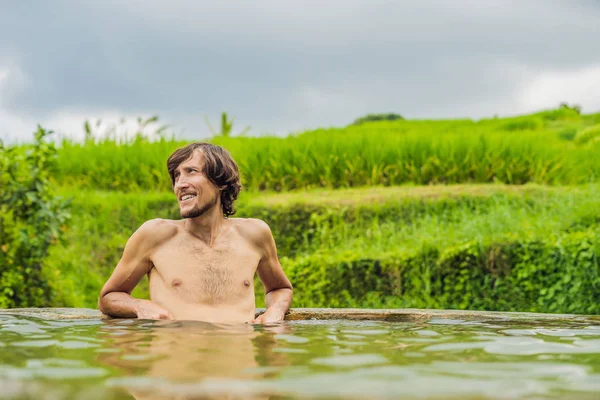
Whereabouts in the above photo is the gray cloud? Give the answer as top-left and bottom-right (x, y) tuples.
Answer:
(1, 0), (600, 142)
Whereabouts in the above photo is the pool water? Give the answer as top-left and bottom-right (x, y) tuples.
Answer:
(1, 313), (599, 399)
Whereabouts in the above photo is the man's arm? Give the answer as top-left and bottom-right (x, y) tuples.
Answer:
(253, 220), (293, 323)
(98, 219), (172, 320)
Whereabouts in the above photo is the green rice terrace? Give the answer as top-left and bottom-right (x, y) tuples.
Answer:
(2, 105), (600, 313)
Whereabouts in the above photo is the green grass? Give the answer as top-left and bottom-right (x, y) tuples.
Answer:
(266, 184), (599, 256)
(50, 108), (600, 192)
(45, 183), (600, 309)
(8, 106), (600, 312)
(574, 124), (600, 145)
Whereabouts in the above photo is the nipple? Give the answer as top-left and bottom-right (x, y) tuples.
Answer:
(243, 280), (251, 287)
(172, 279), (182, 288)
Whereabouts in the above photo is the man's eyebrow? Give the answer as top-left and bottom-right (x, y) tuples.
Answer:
(174, 162), (195, 174)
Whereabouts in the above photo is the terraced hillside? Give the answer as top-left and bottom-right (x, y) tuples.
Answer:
(3, 106), (600, 312)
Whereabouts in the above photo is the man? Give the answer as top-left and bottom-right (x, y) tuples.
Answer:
(98, 142), (293, 324)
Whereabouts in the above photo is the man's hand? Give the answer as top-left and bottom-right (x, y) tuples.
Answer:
(135, 299), (173, 320)
(252, 307), (285, 324)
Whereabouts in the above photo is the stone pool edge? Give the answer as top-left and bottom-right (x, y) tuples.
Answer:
(1, 307), (598, 323)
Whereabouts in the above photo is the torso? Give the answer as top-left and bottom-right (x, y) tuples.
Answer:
(147, 218), (261, 323)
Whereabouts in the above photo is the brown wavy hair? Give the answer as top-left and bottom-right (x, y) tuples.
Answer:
(167, 142), (242, 217)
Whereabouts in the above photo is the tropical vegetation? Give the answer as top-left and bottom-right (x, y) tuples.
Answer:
(2, 104), (600, 313)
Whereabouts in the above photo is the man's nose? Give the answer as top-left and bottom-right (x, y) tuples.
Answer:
(175, 178), (190, 190)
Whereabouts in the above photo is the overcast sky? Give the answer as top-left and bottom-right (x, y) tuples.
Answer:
(1, 0), (599, 143)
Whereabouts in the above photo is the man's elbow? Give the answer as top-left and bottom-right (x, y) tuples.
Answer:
(98, 292), (109, 314)
(98, 289), (119, 314)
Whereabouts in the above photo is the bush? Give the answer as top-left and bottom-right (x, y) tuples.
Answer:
(0, 127), (70, 308)
(285, 232), (600, 314)
(501, 117), (543, 131)
(351, 113), (404, 125)
(557, 127), (578, 141)
(536, 104), (582, 121)
(574, 125), (600, 146)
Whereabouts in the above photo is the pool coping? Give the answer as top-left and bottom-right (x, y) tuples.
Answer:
(1, 307), (598, 323)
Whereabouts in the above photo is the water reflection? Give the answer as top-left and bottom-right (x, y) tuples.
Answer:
(96, 320), (290, 399)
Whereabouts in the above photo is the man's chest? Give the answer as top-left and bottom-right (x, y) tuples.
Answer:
(148, 235), (261, 302)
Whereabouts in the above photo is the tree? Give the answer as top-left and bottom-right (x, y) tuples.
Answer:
(351, 113), (404, 126)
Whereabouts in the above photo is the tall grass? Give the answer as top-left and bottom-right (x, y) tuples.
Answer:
(306, 185), (600, 256)
(51, 109), (600, 191)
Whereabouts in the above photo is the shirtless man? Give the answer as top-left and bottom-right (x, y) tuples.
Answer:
(98, 142), (293, 324)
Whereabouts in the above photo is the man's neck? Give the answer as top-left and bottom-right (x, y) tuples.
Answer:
(183, 207), (227, 246)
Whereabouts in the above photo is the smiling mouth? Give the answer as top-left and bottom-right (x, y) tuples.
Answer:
(180, 194), (197, 203)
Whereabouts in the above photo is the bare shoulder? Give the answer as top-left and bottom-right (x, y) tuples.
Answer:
(137, 218), (179, 235)
(132, 218), (180, 248)
(230, 218), (273, 246)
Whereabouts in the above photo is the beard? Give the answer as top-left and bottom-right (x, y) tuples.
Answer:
(180, 196), (218, 219)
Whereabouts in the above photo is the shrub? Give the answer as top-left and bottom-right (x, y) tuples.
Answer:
(0, 127), (70, 308)
(285, 232), (600, 314)
(557, 127), (578, 141)
(574, 125), (600, 146)
(501, 117), (543, 131)
(350, 113), (404, 125)
(536, 104), (582, 121)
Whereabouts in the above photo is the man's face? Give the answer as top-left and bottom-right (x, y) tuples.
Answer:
(173, 151), (220, 219)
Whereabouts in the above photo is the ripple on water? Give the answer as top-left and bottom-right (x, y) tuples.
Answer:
(1, 322), (47, 335)
(26, 359), (86, 368)
(0, 364), (107, 380)
(114, 319), (136, 325)
(46, 319), (104, 327)
(311, 354), (388, 367)
(341, 329), (389, 335)
(273, 347), (308, 354)
(11, 340), (59, 348)
(403, 352), (425, 358)
(427, 318), (466, 325)
(58, 340), (100, 349)
(415, 329), (440, 337)
(424, 360), (593, 381)
(63, 335), (105, 343)
(424, 335), (600, 355)
(503, 327), (600, 337)
(10, 339), (100, 349)
(343, 334), (367, 339)
(337, 339), (369, 345)
(273, 334), (309, 344)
